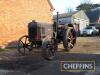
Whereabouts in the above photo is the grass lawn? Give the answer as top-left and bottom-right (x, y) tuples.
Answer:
(0, 47), (16, 52)
(0, 48), (7, 52)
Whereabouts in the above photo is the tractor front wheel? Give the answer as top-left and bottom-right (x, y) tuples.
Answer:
(41, 38), (56, 60)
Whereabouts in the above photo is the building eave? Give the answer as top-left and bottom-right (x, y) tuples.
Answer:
(47, 0), (55, 11)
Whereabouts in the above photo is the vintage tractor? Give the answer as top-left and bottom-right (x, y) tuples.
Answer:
(17, 14), (76, 60)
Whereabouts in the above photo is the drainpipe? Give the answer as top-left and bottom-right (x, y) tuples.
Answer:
(56, 12), (59, 32)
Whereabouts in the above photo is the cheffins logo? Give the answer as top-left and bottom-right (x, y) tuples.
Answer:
(60, 61), (95, 72)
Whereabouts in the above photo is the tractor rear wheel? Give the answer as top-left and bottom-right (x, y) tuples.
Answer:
(63, 27), (76, 51)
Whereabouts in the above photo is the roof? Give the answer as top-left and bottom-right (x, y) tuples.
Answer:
(47, 0), (55, 10)
(53, 11), (78, 19)
(86, 7), (100, 23)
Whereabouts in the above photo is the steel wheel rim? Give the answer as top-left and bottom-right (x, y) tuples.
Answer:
(67, 30), (76, 49)
(46, 44), (54, 58)
(18, 36), (30, 55)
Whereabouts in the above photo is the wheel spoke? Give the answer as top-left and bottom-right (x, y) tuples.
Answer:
(68, 42), (74, 48)
(70, 43), (74, 47)
(20, 40), (24, 45)
(25, 36), (28, 44)
(67, 31), (75, 48)
(47, 44), (54, 56)
(18, 41), (24, 48)
(63, 29), (76, 51)
(67, 37), (71, 40)
(17, 35), (30, 55)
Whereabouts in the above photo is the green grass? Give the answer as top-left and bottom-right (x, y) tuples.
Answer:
(0, 48), (6, 52)
(0, 47), (16, 52)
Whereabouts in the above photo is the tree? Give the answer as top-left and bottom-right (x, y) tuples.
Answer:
(77, 3), (100, 12)
(76, 3), (93, 12)
(81, 0), (92, 4)
(76, 0), (93, 12)
(66, 6), (73, 13)
(76, 0), (100, 12)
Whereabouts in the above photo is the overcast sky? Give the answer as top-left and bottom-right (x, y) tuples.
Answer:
(50, 0), (100, 14)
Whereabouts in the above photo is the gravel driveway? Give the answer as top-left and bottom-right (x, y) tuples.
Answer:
(0, 36), (100, 75)
(59, 36), (100, 54)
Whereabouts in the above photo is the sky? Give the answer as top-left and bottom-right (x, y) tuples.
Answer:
(50, 0), (100, 14)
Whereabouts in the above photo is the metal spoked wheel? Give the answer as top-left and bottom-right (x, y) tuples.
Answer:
(42, 39), (56, 60)
(63, 28), (76, 51)
(17, 35), (31, 55)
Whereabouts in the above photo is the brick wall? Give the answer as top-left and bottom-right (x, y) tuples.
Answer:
(0, 0), (53, 47)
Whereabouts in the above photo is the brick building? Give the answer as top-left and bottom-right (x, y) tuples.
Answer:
(0, 0), (54, 47)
